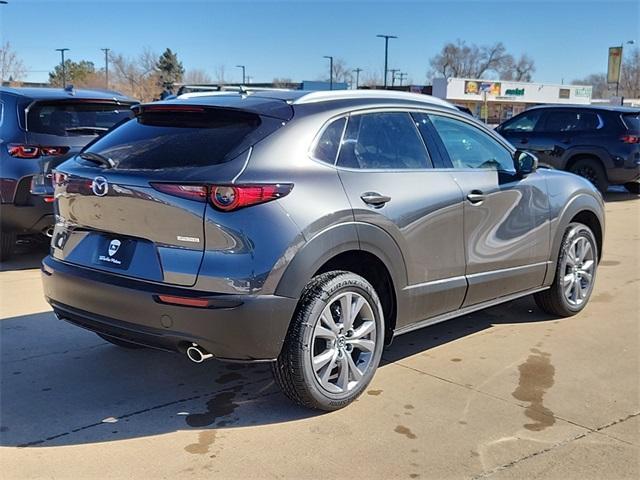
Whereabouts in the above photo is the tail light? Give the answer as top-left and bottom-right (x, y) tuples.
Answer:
(8, 144), (70, 158)
(150, 183), (292, 211)
(620, 135), (640, 144)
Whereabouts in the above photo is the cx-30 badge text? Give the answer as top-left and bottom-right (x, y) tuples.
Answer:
(92, 176), (109, 197)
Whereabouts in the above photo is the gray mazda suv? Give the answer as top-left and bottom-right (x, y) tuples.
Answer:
(42, 90), (605, 410)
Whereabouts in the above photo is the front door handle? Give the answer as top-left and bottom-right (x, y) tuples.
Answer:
(361, 192), (391, 207)
(466, 190), (485, 204)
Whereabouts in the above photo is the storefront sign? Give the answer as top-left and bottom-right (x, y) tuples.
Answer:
(504, 88), (525, 96)
(574, 87), (591, 98)
(608, 47), (623, 84)
(465, 81), (501, 96)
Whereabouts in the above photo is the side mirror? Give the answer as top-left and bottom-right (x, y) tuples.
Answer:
(514, 150), (538, 177)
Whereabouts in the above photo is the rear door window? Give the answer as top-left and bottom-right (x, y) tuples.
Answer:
(336, 112), (431, 169)
(83, 107), (282, 170)
(27, 102), (135, 136)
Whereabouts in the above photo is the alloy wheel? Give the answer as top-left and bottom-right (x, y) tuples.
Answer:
(562, 235), (595, 307)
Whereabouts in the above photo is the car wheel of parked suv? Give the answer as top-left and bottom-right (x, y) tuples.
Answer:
(97, 333), (145, 349)
(0, 232), (16, 262)
(272, 271), (385, 411)
(624, 182), (640, 194)
(534, 223), (598, 317)
(569, 158), (608, 193)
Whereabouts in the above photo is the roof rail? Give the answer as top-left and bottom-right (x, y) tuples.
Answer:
(292, 89), (455, 109)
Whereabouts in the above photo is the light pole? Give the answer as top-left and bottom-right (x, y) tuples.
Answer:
(352, 68), (362, 89)
(246, 75), (252, 84)
(55, 48), (70, 88)
(376, 34), (397, 88)
(616, 40), (635, 96)
(101, 48), (110, 89)
(323, 55), (333, 90)
(236, 65), (246, 84)
(389, 68), (400, 87)
(398, 72), (408, 86)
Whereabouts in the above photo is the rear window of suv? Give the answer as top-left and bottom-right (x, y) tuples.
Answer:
(82, 107), (282, 170)
(27, 101), (135, 135)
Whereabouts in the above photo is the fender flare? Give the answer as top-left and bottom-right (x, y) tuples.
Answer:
(544, 193), (605, 285)
(274, 222), (407, 300)
(559, 147), (612, 171)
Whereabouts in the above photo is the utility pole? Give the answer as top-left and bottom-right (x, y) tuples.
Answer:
(236, 65), (246, 84)
(376, 34), (397, 88)
(245, 75), (252, 84)
(352, 68), (362, 89)
(101, 48), (110, 89)
(55, 48), (70, 88)
(398, 72), (408, 86)
(389, 69), (400, 87)
(323, 56), (333, 90)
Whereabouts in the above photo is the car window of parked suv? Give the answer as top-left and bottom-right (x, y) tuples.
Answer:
(500, 109), (543, 132)
(429, 114), (515, 172)
(541, 110), (603, 132)
(27, 102), (134, 136)
(336, 112), (431, 170)
(311, 117), (347, 164)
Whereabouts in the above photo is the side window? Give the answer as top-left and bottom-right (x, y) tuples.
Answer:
(500, 110), (542, 132)
(429, 115), (515, 172)
(311, 117), (346, 164)
(337, 112), (430, 170)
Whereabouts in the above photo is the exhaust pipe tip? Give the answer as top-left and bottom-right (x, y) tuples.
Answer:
(43, 226), (54, 238)
(186, 344), (213, 363)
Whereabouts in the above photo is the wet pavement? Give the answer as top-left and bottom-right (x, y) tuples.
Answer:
(1, 191), (638, 479)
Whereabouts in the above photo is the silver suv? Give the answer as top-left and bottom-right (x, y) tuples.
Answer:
(42, 90), (605, 410)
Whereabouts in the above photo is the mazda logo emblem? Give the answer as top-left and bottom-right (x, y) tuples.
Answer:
(91, 176), (109, 197)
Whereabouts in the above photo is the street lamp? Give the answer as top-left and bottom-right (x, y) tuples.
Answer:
(236, 65), (246, 84)
(323, 56), (333, 90)
(616, 40), (635, 96)
(101, 48), (110, 89)
(376, 34), (397, 88)
(352, 68), (362, 89)
(55, 48), (70, 88)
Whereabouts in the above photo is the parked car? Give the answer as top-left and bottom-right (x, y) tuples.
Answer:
(496, 105), (640, 194)
(0, 86), (137, 260)
(42, 90), (604, 410)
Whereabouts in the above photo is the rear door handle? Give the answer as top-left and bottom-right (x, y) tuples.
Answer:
(466, 190), (485, 204)
(361, 192), (391, 207)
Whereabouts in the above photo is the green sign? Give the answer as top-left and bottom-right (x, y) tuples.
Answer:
(504, 88), (525, 96)
(574, 87), (591, 98)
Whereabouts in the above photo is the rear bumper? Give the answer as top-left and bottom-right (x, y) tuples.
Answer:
(0, 201), (54, 235)
(607, 165), (640, 184)
(41, 256), (298, 361)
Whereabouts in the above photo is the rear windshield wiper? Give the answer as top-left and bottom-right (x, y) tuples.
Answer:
(66, 126), (109, 135)
(79, 152), (115, 169)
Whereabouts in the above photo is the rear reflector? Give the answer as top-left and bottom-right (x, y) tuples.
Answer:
(156, 295), (210, 308)
(43, 196), (55, 203)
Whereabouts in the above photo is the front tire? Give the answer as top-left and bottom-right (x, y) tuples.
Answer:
(624, 182), (640, 194)
(272, 271), (385, 411)
(534, 223), (598, 317)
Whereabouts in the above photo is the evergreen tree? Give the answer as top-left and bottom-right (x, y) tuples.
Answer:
(48, 60), (96, 87)
(156, 48), (184, 89)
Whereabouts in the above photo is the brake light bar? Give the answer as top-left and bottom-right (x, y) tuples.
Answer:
(133, 104), (206, 116)
(150, 183), (293, 211)
(8, 144), (69, 158)
(620, 135), (640, 144)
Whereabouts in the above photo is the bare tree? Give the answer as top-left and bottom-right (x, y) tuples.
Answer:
(331, 58), (352, 84)
(0, 42), (27, 83)
(272, 77), (294, 88)
(183, 69), (213, 84)
(621, 47), (640, 98)
(361, 70), (382, 88)
(428, 40), (534, 82)
(214, 65), (227, 84)
(109, 48), (159, 101)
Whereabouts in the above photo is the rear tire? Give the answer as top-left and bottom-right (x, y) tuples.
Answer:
(624, 182), (640, 194)
(272, 271), (385, 411)
(97, 333), (145, 349)
(569, 158), (608, 194)
(534, 223), (598, 317)
(0, 232), (16, 262)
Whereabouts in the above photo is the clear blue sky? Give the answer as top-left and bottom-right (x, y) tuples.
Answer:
(2, 0), (639, 85)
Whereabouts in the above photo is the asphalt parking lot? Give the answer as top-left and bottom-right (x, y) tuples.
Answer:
(1, 191), (638, 480)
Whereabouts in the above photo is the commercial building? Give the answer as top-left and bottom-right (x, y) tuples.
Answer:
(432, 77), (593, 124)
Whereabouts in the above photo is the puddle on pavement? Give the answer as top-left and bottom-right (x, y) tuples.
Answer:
(450, 358), (462, 362)
(512, 348), (556, 431)
(367, 389), (383, 396)
(215, 372), (245, 384)
(185, 386), (242, 428)
(600, 260), (620, 266)
(185, 431), (218, 455)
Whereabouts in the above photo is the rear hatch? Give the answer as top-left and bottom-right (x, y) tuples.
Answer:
(52, 102), (289, 287)
(23, 99), (136, 195)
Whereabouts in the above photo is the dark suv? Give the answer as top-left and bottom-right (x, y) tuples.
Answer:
(0, 87), (137, 260)
(42, 90), (604, 410)
(496, 105), (640, 194)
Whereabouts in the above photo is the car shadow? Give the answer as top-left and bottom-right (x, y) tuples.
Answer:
(603, 187), (638, 203)
(0, 240), (48, 272)
(0, 295), (556, 449)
